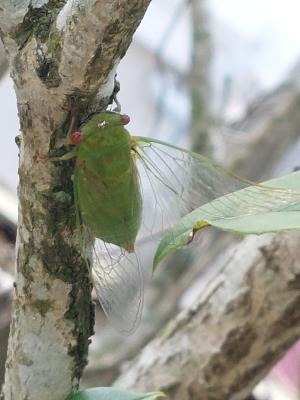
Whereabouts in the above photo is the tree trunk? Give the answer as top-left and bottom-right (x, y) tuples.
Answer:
(0, 1), (151, 399)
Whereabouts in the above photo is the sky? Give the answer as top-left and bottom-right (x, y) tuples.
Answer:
(210, 0), (300, 88)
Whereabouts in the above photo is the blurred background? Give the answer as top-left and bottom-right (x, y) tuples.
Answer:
(2, 0), (300, 398)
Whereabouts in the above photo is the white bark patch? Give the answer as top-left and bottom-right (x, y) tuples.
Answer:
(12, 312), (74, 400)
(56, 0), (97, 31)
(31, 0), (49, 8)
(56, 0), (75, 31)
(99, 59), (120, 98)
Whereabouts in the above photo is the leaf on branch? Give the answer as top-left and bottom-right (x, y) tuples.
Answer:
(67, 387), (166, 400)
(154, 171), (300, 270)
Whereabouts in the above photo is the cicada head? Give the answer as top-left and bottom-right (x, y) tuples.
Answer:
(81, 112), (130, 142)
(93, 112), (130, 129)
(77, 112), (131, 160)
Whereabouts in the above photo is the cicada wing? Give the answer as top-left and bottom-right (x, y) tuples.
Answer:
(134, 136), (300, 241)
(92, 240), (143, 335)
(134, 136), (246, 239)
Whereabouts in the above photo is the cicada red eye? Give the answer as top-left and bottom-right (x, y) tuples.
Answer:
(120, 114), (130, 125)
(70, 131), (84, 145)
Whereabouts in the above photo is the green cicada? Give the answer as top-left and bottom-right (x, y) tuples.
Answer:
(64, 112), (300, 334)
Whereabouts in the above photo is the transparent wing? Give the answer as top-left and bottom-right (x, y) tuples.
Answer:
(134, 136), (246, 239)
(73, 169), (143, 336)
(134, 136), (300, 241)
(92, 240), (143, 335)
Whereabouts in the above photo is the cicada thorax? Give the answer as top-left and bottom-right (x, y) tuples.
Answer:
(74, 113), (143, 252)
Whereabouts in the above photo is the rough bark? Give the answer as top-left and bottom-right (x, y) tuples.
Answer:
(0, 1), (151, 399)
(115, 232), (300, 400)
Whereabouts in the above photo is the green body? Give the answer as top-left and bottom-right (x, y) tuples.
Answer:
(74, 113), (142, 251)
(61, 112), (300, 334)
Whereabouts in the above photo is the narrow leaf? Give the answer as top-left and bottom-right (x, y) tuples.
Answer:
(153, 171), (300, 270)
(67, 387), (165, 400)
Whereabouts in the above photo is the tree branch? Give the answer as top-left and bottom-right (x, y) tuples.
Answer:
(0, 1), (151, 399)
(220, 60), (300, 179)
(115, 232), (300, 399)
(190, 0), (211, 154)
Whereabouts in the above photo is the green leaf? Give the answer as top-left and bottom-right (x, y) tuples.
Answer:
(153, 171), (300, 270)
(67, 387), (165, 400)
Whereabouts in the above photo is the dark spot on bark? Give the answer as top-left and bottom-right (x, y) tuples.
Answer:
(18, 102), (32, 130)
(204, 324), (257, 381)
(10, 1), (66, 48)
(268, 294), (300, 339)
(66, 283), (95, 381)
(19, 239), (35, 285)
(32, 299), (51, 317)
(39, 30), (63, 88)
(221, 324), (257, 362)
(288, 272), (300, 289)
(36, 55), (61, 88)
